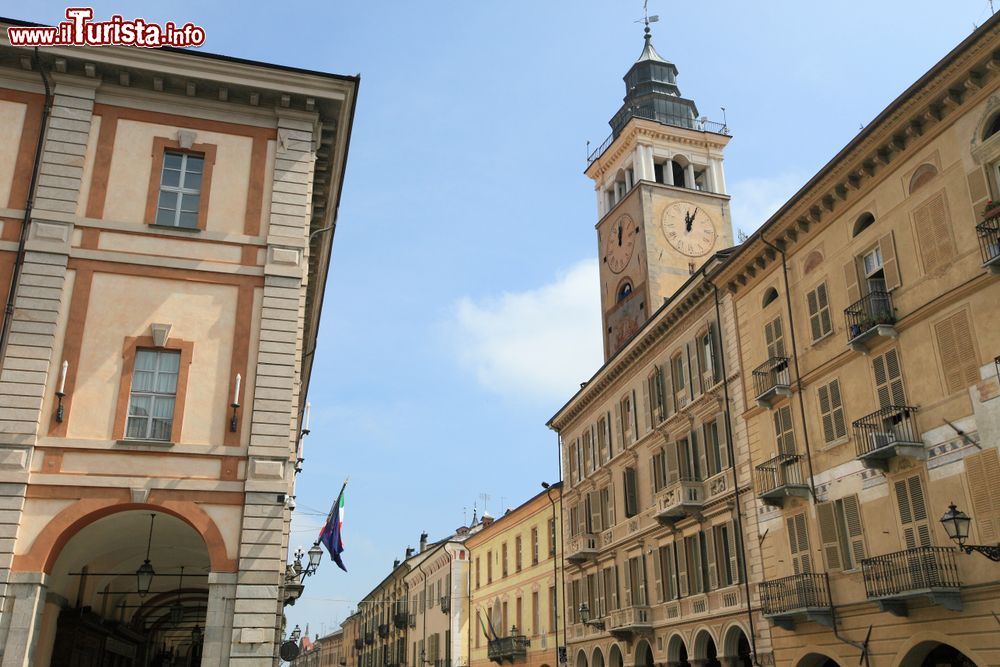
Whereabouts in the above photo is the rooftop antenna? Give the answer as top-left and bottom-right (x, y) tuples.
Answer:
(479, 492), (491, 516)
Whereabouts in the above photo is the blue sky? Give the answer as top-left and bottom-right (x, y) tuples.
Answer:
(18, 0), (995, 641)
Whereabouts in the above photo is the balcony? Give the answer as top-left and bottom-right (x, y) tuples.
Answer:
(861, 546), (961, 615)
(377, 624), (389, 639)
(354, 639), (364, 651)
(753, 357), (792, 408)
(852, 405), (923, 471)
(758, 573), (832, 630)
(845, 291), (897, 352)
(608, 605), (652, 639)
(440, 596), (451, 613)
(393, 612), (408, 630)
(978, 214), (1000, 273)
(755, 453), (810, 507)
(653, 477), (703, 524)
(487, 636), (529, 664)
(364, 632), (374, 645)
(566, 533), (599, 563)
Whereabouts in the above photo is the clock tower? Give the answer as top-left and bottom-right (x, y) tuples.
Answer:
(587, 23), (733, 360)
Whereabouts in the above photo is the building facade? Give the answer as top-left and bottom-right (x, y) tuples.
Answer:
(0, 19), (357, 667)
(404, 535), (471, 667)
(715, 14), (1000, 667)
(466, 487), (564, 667)
(292, 629), (345, 667)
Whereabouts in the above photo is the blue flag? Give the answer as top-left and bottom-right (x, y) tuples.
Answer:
(318, 482), (347, 572)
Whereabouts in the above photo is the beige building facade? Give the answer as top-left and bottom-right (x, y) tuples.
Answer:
(404, 536), (471, 667)
(467, 487), (563, 667)
(715, 14), (1000, 667)
(0, 19), (357, 667)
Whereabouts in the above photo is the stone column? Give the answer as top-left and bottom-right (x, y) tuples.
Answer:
(664, 158), (674, 186)
(203, 572), (237, 667)
(0, 74), (97, 661)
(0, 572), (48, 667)
(712, 159), (727, 195)
(228, 110), (317, 666)
(685, 163), (696, 189)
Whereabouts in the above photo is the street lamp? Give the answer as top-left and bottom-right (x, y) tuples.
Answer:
(136, 513), (157, 597)
(940, 502), (1000, 561)
(191, 625), (203, 644)
(577, 603), (605, 631)
(291, 625), (302, 643)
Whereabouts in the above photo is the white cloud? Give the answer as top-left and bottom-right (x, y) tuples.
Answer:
(451, 259), (603, 402)
(729, 172), (806, 238)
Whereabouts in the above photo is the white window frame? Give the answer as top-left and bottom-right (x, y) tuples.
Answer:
(156, 150), (204, 228)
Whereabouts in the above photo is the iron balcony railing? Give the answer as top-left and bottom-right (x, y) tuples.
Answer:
(853, 405), (920, 459)
(393, 612), (408, 629)
(977, 215), (1000, 265)
(755, 453), (807, 498)
(364, 632), (374, 645)
(354, 639), (364, 651)
(752, 356), (791, 401)
(588, 106), (729, 164)
(759, 573), (830, 616)
(845, 291), (895, 343)
(487, 636), (529, 664)
(377, 624), (389, 638)
(861, 547), (960, 599)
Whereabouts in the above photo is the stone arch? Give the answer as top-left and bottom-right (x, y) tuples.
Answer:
(12, 496), (235, 574)
(984, 111), (1000, 142)
(576, 649), (589, 667)
(666, 633), (688, 665)
(890, 632), (986, 667)
(721, 622), (752, 663)
(592, 645), (606, 667)
(693, 628), (721, 667)
(762, 287), (779, 308)
(608, 642), (624, 667)
(633, 639), (654, 667)
(792, 651), (844, 667)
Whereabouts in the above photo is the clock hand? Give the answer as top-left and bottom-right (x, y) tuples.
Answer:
(617, 223), (623, 246)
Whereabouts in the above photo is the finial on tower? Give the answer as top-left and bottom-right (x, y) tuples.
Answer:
(636, 0), (659, 41)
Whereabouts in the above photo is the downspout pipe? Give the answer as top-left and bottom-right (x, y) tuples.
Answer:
(416, 557), (429, 665)
(759, 235), (818, 499)
(0, 48), (52, 370)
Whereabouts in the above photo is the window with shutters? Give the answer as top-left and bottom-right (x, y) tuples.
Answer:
(764, 317), (785, 359)
(648, 366), (667, 425)
(713, 522), (742, 587)
(548, 518), (556, 557)
(697, 324), (720, 388)
(625, 555), (647, 606)
(774, 405), (796, 455)
(568, 504), (579, 538)
(597, 414), (610, 464)
(786, 512), (812, 573)
(806, 282), (833, 342)
(475, 557), (480, 589)
(912, 192), (956, 275)
(817, 495), (866, 571)
(704, 417), (728, 477)
(934, 310), (980, 395)
(531, 591), (539, 635)
(623, 466), (639, 518)
(965, 448), (1000, 543)
(531, 527), (539, 566)
(657, 543), (678, 600)
(620, 394), (634, 447)
(676, 432), (703, 481)
(583, 430), (593, 477)
(599, 484), (615, 528)
(684, 534), (709, 594)
(602, 565), (620, 611)
(671, 352), (687, 408)
(515, 536), (522, 572)
(817, 379), (847, 444)
(894, 474), (932, 549)
(487, 551), (493, 584)
(502, 543), (508, 577)
(568, 442), (578, 486)
(871, 348), (906, 408)
(585, 492), (596, 534)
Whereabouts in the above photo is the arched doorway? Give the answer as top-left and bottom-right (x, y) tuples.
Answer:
(635, 640), (654, 667)
(667, 635), (690, 667)
(609, 643), (624, 667)
(34, 510), (212, 666)
(722, 625), (752, 667)
(796, 654), (842, 667)
(694, 630), (721, 667)
(576, 649), (590, 667)
(901, 642), (977, 667)
(593, 646), (606, 667)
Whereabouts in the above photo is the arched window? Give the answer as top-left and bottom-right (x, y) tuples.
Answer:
(852, 212), (876, 237)
(984, 113), (1000, 141)
(617, 281), (633, 302)
(802, 250), (824, 275)
(908, 163), (938, 194)
(762, 287), (779, 308)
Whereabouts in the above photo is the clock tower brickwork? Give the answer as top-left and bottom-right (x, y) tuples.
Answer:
(586, 27), (733, 360)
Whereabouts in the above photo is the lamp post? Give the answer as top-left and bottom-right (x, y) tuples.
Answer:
(940, 503), (1000, 561)
(577, 603), (605, 631)
(541, 482), (564, 666)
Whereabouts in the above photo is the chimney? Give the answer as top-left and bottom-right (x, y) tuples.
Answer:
(393, 559), (400, 569)
(456, 526), (469, 535)
(420, 532), (428, 552)
(405, 547), (414, 558)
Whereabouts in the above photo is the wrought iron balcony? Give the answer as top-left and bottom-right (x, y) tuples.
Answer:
(755, 453), (810, 507)
(566, 533), (599, 563)
(487, 636), (529, 664)
(852, 405), (923, 470)
(608, 605), (652, 638)
(393, 612), (408, 629)
(588, 106), (729, 165)
(753, 356), (792, 408)
(845, 291), (897, 352)
(354, 639), (364, 651)
(377, 624), (389, 639)
(978, 214), (1000, 273)
(758, 572), (832, 630)
(364, 632), (374, 645)
(861, 546), (961, 614)
(440, 596), (451, 613)
(653, 477), (703, 524)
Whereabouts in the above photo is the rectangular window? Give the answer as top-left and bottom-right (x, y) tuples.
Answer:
(531, 527), (539, 565)
(817, 495), (866, 571)
(817, 379), (847, 444)
(515, 536), (522, 572)
(502, 543), (508, 578)
(475, 557), (480, 589)
(807, 282), (833, 341)
(872, 348), (906, 408)
(894, 474), (932, 549)
(704, 417), (728, 477)
(155, 150), (204, 228)
(671, 352), (687, 408)
(583, 429), (593, 477)
(697, 325), (718, 388)
(531, 591), (539, 635)
(597, 415), (610, 464)
(125, 349), (180, 441)
(787, 512), (812, 574)
(599, 485), (614, 528)
(774, 405), (796, 455)
(568, 442), (578, 486)
(549, 585), (557, 630)
(712, 522), (741, 587)
(620, 394), (634, 446)
(487, 551), (493, 584)
(515, 596), (522, 635)
(623, 466), (639, 518)
(548, 518), (556, 557)
(648, 366), (666, 425)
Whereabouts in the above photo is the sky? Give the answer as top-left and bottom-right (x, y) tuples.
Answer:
(16, 0), (997, 642)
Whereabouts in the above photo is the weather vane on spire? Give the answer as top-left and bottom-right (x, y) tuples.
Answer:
(635, 1), (659, 39)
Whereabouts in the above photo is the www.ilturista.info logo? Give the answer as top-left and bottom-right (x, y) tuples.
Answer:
(7, 8), (206, 48)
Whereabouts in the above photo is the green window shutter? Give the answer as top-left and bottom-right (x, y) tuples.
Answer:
(817, 501), (843, 571)
(842, 495), (866, 567)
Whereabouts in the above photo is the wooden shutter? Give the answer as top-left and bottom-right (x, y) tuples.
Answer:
(624, 467), (638, 517)
(816, 501), (843, 571)
(641, 374), (651, 433)
(842, 495), (866, 567)
(872, 348), (906, 408)
(576, 502), (586, 536)
(765, 317), (785, 358)
(807, 283), (832, 341)
(844, 258), (861, 305)
(651, 452), (662, 493)
(589, 491), (601, 533)
(774, 405), (795, 455)
(727, 521), (741, 584)
(591, 425), (598, 470)
(818, 380), (846, 443)
(597, 569), (606, 617)
(692, 428), (706, 481)
(787, 512), (812, 574)
(913, 193), (955, 274)
(683, 343), (696, 399)
(611, 565), (619, 610)
(894, 474), (931, 549)
(613, 402), (623, 454)
(623, 559), (633, 607)
(568, 445), (577, 485)
(652, 548), (664, 603)
(677, 538), (689, 597)
(666, 439), (680, 484)
(716, 416), (730, 470)
(637, 555), (648, 606)
(965, 448), (1000, 542)
(709, 320), (722, 383)
(934, 310), (980, 394)
(705, 529), (718, 591)
(608, 482), (616, 526)
(878, 233), (901, 290)
(583, 432), (591, 477)
(632, 390), (639, 440)
(664, 364), (675, 416)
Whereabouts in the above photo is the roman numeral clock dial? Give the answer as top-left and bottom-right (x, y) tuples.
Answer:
(604, 214), (637, 273)
(660, 202), (717, 257)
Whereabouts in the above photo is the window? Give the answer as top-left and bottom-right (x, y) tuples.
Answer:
(934, 310), (980, 394)
(677, 432), (703, 481)
(698, 324), (720, 388)
(602, 565), (619, 611)
(845, 235), (901, 304)
(764, 316), (785, 358)
(806, 282), (833, 341)
(583, 429), (593, 476)
(597, 414), (610, 464)
(531, 591), (539, 636)
(651, 445), (669, 493)
(624, 555), (647, 606)
(913, 193), (955, 275)
(872, 348), (906, 408)
(515, 596), (522, 634)
(501, 543), (508, 577)
(619, 394), (634, 446)
(548, 518), (556, 557)
(817, 495), (865, 571)
(531, 527), (539, 566)
(671, 352), (687, 408)
(852, 212), (876, 237)
(155, 151), (205, 228)
(515, 536), (522, 572)
(623, 466), (639, 518)
(647, 366), (666, 425)
(656, 544), (678, 601)
(817, 379), (847, 444)
(984, 112), (1000, 141)
(125, 349), (180, 440)
(617, 281), (633, 302)
(713, 522), (742, 587)
(774, 405), (796, 455)
(599, 484), (614, 528)
(894, 474), (932, 549)
(965, 448), (1000, 543)
(762, 287), (779, 307)
(704, 417), (728, 477)
(475, 557), (480, 589)
(908, 163), (938, 193)
(487, 551), (493, 584)
(786, 512), (812, 573)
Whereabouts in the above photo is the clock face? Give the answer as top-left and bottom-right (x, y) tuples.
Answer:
(604, 214), (637, 274)
(660, 202), (717, 257)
